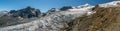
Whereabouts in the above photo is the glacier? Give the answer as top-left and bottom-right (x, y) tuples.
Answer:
(0, 1), (120, 31)
(0, 4), (94, 31)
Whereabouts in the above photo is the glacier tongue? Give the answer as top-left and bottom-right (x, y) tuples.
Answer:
(0, 4), (94, 31)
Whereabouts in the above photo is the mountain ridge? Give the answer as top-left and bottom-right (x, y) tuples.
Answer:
(0, 1), (120, 31)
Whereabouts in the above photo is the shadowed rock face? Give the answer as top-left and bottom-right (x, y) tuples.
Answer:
(0, 6), (41, 27)
(66, 7), (120, 31)
(8, 6), (41, 18)
(60, 6), (73, 11)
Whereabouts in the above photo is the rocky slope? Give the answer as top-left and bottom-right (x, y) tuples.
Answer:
(66, 1), (120, 31)
(67, 7), (120, 31)
(0, 1), (120, 31)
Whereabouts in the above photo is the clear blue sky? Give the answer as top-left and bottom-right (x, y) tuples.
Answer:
(0, 0), (114, 12)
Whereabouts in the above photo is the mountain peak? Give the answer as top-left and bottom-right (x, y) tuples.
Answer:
(73, 3), (93, 9)
(26, 6), (32, 9)
(7, 6), (41, 18)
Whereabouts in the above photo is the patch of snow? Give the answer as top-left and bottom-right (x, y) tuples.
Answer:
(99, 1), (120, 8)
(69, 4), (95, 16)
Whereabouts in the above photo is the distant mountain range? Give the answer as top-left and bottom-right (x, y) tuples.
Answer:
(0, 1), (120, 31)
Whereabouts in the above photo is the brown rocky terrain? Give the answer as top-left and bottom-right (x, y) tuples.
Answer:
(65, 7), (120, 31)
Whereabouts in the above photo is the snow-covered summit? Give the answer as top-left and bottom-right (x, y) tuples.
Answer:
(69, 3), (95, 16)
(72, 3), (93, 9)
(99, 1), (120, 8)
